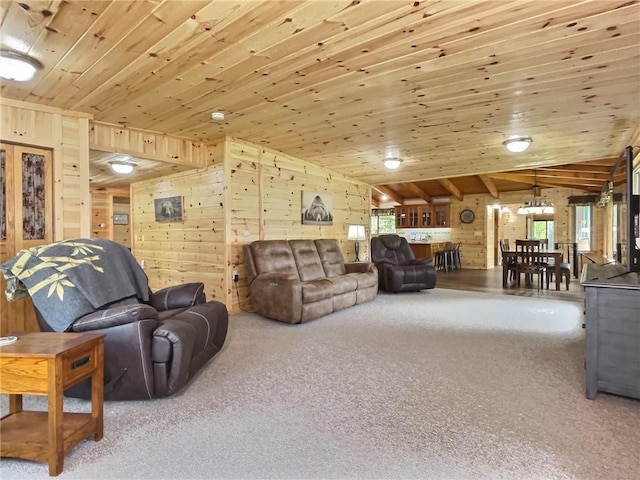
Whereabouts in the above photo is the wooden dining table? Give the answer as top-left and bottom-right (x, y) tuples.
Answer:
(502, 250), (564, 290)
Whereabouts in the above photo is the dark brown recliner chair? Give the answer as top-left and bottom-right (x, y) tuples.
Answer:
(2, 238), (228, 401)
(371, 234), (437, 293)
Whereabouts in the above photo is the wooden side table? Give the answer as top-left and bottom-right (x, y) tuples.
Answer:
(0, 332), (106, 476)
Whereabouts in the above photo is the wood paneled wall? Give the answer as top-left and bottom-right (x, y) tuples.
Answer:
(0, 99), (91, 334)
(113, 198), (131, 248)
(131, 136), (371, 313)
(91, 190), (111, 240)
(131, 163), (227, 302)
(90, 121), (207, 168)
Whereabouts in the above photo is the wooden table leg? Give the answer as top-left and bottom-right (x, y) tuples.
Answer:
(502, 261), (507, 287)
(91, 340), (104, 441)
(48, 357), (64, 476)
(8, 393), (22, 414)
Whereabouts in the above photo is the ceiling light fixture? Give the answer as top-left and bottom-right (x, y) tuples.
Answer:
(211, 111), (225, 121)
(503, 136), (532, 153)
(517, 171), (554, 215)
(383, 156), (403, 170)
(0, 51), (42, 82)
(109, 159), (137, 175)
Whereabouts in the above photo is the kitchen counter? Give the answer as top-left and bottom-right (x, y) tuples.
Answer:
(407, 242), (448, 258)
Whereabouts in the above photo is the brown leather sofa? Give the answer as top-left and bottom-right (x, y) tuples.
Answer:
(243, 239), (378, 323)
(371, 234), (437, 292)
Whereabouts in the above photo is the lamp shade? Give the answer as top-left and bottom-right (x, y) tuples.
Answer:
(347, 225), (366, 241)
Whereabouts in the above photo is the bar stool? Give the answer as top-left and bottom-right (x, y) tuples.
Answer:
(433, 244), (447, 271)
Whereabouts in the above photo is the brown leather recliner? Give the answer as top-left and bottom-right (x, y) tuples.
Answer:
(35, 283), (229, 401)
(371, 234), (437, 293)
(2, 237), (228, 401)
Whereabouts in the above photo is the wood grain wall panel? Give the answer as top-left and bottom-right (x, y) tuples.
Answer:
(90, 122), (207, 168)
(131, 164), (227, 302)
(91, 191), (111, 240)
(113, 198), (131, 247)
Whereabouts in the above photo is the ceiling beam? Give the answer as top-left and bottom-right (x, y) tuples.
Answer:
(439, 178), (463, 201)
(478, 175), (499, 198)
(487, 173), (603, 191)
(373, 185), (404, 205)
(404, 182), (433, 203)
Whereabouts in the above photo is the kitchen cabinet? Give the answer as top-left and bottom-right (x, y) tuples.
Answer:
(395, 205), (449, 228)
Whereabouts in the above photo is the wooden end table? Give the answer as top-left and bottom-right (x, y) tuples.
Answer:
(0, 332), (105, 476)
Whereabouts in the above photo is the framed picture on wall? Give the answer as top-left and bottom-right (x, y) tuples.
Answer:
(301, 191), (334, 225)
(154, 196), (184, 222)
(113, 214), (129, 225)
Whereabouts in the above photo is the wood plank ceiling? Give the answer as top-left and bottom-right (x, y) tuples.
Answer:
(1, 0), (639, 201)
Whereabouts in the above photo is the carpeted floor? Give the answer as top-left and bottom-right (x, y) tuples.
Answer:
(1, 288), (639, 479)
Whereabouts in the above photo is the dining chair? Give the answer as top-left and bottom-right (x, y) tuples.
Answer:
(515, 239), (547, 291)
(499, 239), (516, 282)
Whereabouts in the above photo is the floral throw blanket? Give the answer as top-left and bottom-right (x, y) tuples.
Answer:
(1, 238), (149, 331)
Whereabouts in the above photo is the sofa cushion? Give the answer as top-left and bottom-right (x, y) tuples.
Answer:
(325, 275), (358, 294)
(301, 279), (335, 303)
(250, 240), (300, 278)
(346, 272), (378, 289)
(290, 240), (326, 281)
(315, 239), (347, 277)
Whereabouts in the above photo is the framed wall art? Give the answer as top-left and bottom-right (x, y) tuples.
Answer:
(154, 196), (184, 222)
(301, 191), (334, 225)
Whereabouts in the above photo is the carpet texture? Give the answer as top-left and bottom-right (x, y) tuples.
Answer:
(1, 288), (639, 479)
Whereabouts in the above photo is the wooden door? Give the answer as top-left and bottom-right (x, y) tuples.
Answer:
(1, 143), (53, 335)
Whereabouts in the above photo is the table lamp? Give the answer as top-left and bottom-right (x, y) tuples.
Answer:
(347, 225), (366, 262)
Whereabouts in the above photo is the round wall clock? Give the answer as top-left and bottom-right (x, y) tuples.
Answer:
(460, 209), (475, 224)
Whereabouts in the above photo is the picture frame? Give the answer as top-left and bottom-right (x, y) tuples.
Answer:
(113, 214), (129, 225)
(301, 191), (334, 225)
(154, 196), (184, 222)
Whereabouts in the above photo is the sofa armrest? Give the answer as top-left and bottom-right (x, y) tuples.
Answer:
(345, 262), (376, 274)
(249, 273), (302, 323)
(71, 304), (159, 332)
(150, 283), (205, 311)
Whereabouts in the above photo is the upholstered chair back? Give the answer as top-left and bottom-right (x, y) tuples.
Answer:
(371, 234), (416, 266)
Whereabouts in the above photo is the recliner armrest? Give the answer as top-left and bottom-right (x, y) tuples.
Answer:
(408, 257), (434, 267)
(150, 283), (205, 311)
(71, 304), (159, 332)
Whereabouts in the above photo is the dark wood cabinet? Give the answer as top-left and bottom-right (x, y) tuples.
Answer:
(395, 205), (449, 228)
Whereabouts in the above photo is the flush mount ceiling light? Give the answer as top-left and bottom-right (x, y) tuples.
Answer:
(503, 136), (532, 153)
(211, 111), (225, 121)
(0, 51), (42, 82)
(383, 156), (403, 170)
(109, 159), (137, 175)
